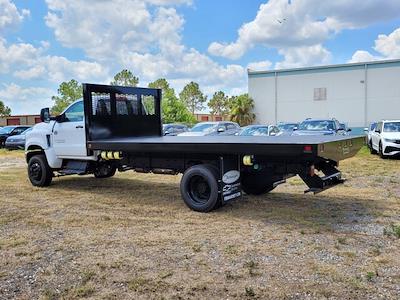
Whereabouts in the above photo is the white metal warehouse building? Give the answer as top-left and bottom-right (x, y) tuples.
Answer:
(248, 59), (400, 128)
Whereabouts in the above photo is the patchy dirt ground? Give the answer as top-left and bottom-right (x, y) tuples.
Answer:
(0, 148), (399, 299)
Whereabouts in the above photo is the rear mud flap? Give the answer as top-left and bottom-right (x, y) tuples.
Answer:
(219, 156), (242, 202)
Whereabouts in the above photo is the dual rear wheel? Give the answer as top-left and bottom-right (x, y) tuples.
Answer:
(180, 164), (276, 212)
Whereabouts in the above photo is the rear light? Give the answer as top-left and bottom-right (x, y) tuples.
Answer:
(303, 145), (312, 153)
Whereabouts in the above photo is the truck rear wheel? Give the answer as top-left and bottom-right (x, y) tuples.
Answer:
(28, 154), (53, 187)
(180, 164), (220, 212)
(94, 163), (116, 178)
(241, 171), (277, 195)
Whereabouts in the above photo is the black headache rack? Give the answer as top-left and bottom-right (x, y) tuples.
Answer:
(83, 83), (162, 155)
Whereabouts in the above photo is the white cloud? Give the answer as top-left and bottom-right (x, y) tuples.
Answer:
(247, 60), (272, 71)
(349, 27), (400, 63)
(0, 0), (29, 32)
(44, 0), (247, 96)
(374, 28), (400, 58)
(208, 0), (400, 68)
(0, 83), (54, 114)
(348, 50), (380, 63)
(0, 39), (109, 83)
(276, 45), (331, 69)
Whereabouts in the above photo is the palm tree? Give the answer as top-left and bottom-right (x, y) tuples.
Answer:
(229, 94), (255, 126)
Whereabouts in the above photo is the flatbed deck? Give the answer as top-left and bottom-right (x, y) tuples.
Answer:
(88, 135), (365, 162)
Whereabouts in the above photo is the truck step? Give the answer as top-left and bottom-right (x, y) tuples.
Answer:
(59, 161), (89, 175)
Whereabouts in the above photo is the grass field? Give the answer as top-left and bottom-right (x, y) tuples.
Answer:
(0, 148), (399, 299)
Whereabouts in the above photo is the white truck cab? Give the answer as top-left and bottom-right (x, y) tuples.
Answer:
(370, 120), (400, 158)
(25, 99), (115, 187)
(25, 99), (94, 168)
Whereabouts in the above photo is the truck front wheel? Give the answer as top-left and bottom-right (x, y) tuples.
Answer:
(180, 164), (219, 212)
(241, 171), (277, 195)
(28, 154), (53, 187)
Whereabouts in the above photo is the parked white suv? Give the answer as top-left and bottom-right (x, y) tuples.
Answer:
(370, 120), (400, 158)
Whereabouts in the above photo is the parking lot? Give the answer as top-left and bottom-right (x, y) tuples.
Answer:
(0, 148), (399, 299)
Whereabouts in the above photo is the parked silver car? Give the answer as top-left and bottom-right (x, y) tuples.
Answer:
(178, 121), (240, 136)
(238, 125), (282, 136)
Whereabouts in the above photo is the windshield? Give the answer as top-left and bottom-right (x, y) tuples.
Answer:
(20, 127), (33, 135)
(370, 123), (377, 131)
(383, 122), (400, 132)
(299, 120), (335, 131)
(240, 126), (268, 136)
(0, 126), (16, 134)
(278, 123), (297, 131)
(190, 123), (216, 132)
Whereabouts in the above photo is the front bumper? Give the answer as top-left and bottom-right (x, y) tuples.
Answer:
(4, 141), (25, 150)
(383, 142), (400, 156)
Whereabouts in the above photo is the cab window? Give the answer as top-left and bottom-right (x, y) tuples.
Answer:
(65, 101), (84, 122)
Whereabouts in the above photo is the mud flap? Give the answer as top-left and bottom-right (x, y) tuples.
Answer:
(219, 156), (242, 203)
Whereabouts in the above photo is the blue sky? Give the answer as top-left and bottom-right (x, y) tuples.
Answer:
(1, 0), (400, 114)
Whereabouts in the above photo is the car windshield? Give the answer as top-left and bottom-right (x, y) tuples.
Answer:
(383, 122), (400, 132)
(0, 126), (16, 134)
(240, 126), (268, 136)
(299, 120), (335, 131)
(20, 128), (32, 135)
(370, 123), (377, 131)
(190, 123), (216, 132)
(278, 124), (297, 131)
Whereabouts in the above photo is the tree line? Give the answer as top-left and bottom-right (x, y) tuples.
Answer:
(50, 69), (256, 126)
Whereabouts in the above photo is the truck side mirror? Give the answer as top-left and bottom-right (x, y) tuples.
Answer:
(55, 114), (66, 123)
(40, 108), (51, 123)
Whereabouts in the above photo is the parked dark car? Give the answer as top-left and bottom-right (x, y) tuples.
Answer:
(292, 119), (348, 136)
(5, 127), (33, 150)
(238, 125), (282, 136)
(162, 124), (189, 136)
(339, 123), (352, 132)
(0, 126), (31, 147)
(178, 121), (240, 136)
(277, 122), (299, 135)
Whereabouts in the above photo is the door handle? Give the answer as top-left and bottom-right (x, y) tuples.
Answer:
(76, 125), (83, 129)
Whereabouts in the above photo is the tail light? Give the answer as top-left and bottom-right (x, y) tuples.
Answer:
(303, 145), (312, 153)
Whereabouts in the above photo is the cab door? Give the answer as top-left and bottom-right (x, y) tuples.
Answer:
(52, 101), (87, 157)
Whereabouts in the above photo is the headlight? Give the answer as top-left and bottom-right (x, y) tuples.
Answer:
(384, 138), (397, 143)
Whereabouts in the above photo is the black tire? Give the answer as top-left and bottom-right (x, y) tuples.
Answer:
(180, 164), (220, 212)
(369, 140), (377, 154)
(379, 142), (386, 159)
(28, 154), (53, 187)
(241, 171), (277, 195)
(94, 163), (116, 178)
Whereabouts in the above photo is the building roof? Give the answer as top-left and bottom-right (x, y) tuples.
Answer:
(1, 114), (40, 118)
(248, 58), (400, 76)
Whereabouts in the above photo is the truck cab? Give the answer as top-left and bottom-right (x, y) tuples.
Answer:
(26, 99), (91, 169)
